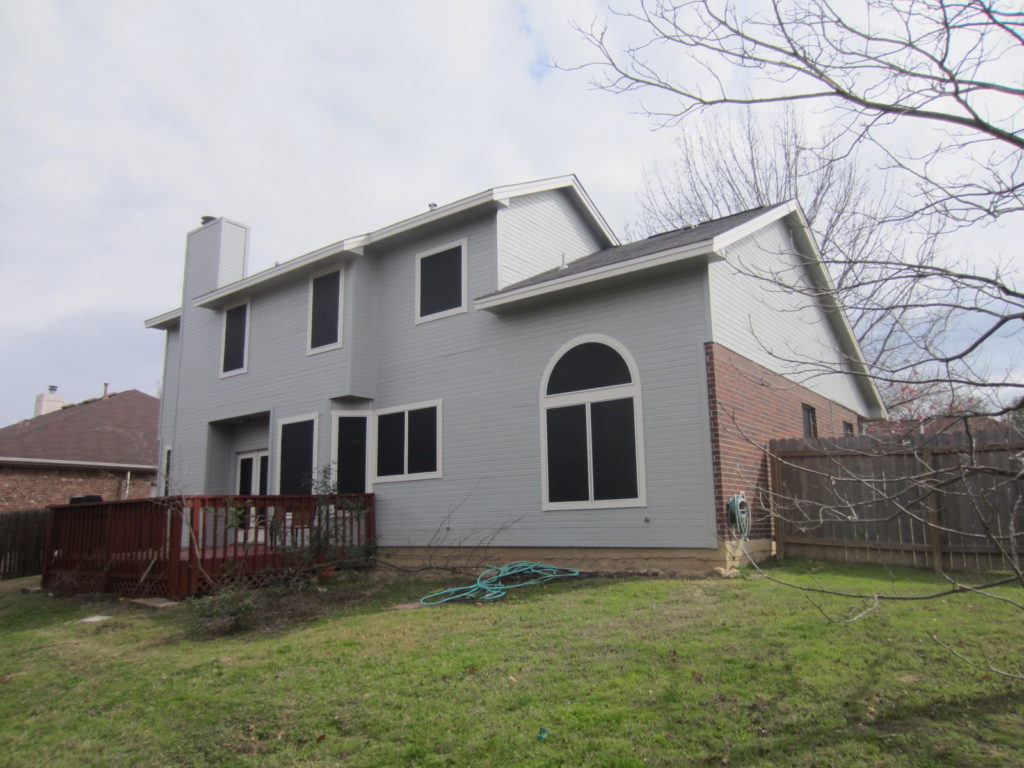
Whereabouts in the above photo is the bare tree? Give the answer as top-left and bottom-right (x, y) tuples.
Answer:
(574, 0), (1023, 673)
(577, 0), (1024, 227)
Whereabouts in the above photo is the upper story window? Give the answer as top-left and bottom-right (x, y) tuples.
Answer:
(374, 401), (442, 481)
(221, 301), (249, 376)
(541, 337), (646, 510)
(309, 268), (343, 353)
(415, 239), (467, 323)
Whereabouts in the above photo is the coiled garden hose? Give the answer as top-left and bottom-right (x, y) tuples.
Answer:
(420, 561), (580, 605)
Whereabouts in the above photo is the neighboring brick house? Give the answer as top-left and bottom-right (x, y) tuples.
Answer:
(147, 175), (885, 573)
(0, 389), (159, 513)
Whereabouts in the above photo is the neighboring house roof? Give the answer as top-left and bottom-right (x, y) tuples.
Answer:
(145, 174), (616, 321)
(0, 390), (160, 471)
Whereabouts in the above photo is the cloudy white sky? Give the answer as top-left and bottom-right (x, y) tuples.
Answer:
(0, 1), (1020, 429)
(0, 0), (689, 426)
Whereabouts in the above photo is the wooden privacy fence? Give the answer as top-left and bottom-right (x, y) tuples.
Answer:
(1, 509), (48, 580)
(42, 494), (375, 599)
(770, 430), (1023, 572)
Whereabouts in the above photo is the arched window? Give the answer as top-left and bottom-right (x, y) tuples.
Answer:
(541, 336), (645, 509)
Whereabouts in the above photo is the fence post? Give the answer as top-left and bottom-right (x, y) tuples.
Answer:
(768, 450), (784, 560)
(922, 448), (944, 573)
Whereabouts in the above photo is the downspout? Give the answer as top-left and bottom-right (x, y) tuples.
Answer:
(123, 470), (132, 499)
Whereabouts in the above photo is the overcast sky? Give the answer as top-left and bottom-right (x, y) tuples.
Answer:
(0, 1), (1020, 429)
(0, 0), (685, 426)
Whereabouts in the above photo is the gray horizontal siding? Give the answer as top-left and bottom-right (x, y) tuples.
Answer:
(159, 201), (719, 549)
(708, 220), (872, 416)
(496, 189), (604, 288)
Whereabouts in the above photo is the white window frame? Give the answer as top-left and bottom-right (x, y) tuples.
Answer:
(414, 238), (468, 324)
(539, 334), (647, 511)
(330, 407), (373, 493)
(372, 399), (443, 483)
(307, 266), (345, 355)
(220, 299), (250, 378)
(236, 449), (269, 496)
(274, 413), (319, 494)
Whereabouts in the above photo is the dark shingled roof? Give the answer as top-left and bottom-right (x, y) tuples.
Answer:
(0, 390), (160, 467)
(481, 202), (788, 299)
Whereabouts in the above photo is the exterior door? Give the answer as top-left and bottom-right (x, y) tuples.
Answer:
(237, 450), (269, 540)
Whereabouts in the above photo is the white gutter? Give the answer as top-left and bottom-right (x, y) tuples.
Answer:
(0, 456), (157, 472)
(475, 240), (722, 311)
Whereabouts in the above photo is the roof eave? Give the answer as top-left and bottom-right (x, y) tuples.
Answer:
(144, 308), (182, 330)
(0, 456), (158, 472)
(475, 240), (719, 311)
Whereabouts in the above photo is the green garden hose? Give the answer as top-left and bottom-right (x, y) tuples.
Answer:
(420, 561), (580, 605)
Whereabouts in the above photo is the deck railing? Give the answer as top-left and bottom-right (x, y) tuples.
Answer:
(42, 494), (375, 599)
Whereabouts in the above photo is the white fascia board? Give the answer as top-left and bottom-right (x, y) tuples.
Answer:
(491, 174), (619, 247)
(474, 239), (719, 311)
(781, 207), (888, 420)
(708, 201), (799, 252)
(144, 308), (182, 330)
(192, 176), (617, 310)
(194, 243), (365, 309)
(0, 456), (158, 471)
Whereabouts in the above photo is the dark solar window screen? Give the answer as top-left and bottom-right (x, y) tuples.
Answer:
(310, 270), (341, 348)
(222, 304), (248, 372)
(546, 405), (590, 502)
(407, 407), (437, 474)
(336, 416), (367, 493)
(419, 246), (463, 317)
(280, 420), (314, 494)
(546, 342), (631, 395)
(591, 398), (638, 500)
(376, 412), (406, 476)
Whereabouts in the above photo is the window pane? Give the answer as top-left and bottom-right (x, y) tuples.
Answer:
(546, 405), (589, 502)
(223, 304), (247, 372)
(407, 407), (437, 474)
(419, 246), (463, 317)
(238, 457), (254, 495)
(376, 412), (405, 476)
(280, 420), (314, 494)
(802, 404), (818, 438)
(336, 416), (367, 493)
(310, 271), (341, 348)
(591, 398), (638, 500)
(546, 342), (631, 395)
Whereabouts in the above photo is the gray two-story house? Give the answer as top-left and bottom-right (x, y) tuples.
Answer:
(146, 175), (884, 574)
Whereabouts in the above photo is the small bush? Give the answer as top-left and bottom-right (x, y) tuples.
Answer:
(187, 587), (258, 635)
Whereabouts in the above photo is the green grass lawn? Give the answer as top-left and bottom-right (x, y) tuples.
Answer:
(0, 562), (1021, 767)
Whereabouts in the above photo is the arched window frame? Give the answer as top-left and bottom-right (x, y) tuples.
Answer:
(539, 334), (647, 511)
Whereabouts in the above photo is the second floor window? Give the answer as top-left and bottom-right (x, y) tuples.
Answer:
(309, 269), (343, 352)
(416, 240), (467, 323)
(222, 302), (249, 375)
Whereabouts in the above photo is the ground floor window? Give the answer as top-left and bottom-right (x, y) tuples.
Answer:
(374, 401), (442, 481)
(541, 336), (645, 510)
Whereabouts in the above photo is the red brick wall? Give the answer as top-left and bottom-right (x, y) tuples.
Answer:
(705, 342), (862, 540)
(0, 466), (156, 513)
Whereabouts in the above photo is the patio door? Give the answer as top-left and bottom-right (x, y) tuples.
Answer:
(335, 415), (368, 494)
(237, 451), (269, 541)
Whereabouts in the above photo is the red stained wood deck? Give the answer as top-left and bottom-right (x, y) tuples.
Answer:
(41, 494), (375, 599)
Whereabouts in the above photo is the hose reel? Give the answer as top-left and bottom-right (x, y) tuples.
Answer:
(727, 492), (752, 541)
